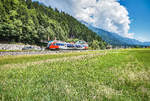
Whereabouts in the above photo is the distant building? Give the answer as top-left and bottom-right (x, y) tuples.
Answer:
(106, 45), (112, 49)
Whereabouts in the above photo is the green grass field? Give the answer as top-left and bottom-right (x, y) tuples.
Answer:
(0, 49), (150, 101)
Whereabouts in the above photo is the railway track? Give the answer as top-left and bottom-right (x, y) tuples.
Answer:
(0, 50), (90, 56)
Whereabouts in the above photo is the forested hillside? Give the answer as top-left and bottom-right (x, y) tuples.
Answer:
(0, 0), (106, 49)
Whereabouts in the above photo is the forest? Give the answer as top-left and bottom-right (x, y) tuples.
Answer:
(0, 0), (107, 49)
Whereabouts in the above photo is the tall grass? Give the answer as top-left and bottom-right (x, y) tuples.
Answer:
(0, 49), (150, 101)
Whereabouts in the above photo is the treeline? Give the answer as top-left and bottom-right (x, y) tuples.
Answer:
(0, 0), (107, 49)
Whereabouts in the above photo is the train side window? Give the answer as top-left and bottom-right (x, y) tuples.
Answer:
(56, 43), (64, 46)
(56, 43), (60, 46)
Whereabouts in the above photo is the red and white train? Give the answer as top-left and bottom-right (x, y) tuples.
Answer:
(47, 40), (88, 50)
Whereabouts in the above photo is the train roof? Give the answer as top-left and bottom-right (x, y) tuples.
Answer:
(48, 40), (88, 45)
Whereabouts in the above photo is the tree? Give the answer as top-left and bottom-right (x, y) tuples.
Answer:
(91, 40), (100, 50)
(26, 0), (33, 9)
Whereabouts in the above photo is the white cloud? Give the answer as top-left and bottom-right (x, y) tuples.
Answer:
(125, 33), (135, 39)
(33, 0), (132, 38)
(136, 36), (150, 42)
(33, 0), (73, 15)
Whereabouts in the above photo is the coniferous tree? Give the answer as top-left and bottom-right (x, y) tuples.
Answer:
(26, 0), (33, 9)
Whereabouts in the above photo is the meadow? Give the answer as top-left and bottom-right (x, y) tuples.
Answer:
(0, 49), (150, 101)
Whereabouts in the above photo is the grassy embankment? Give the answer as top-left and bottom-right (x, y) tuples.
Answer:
(0, 49), (150, 101)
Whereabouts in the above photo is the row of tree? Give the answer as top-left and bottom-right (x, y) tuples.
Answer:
(0, 0), (107, 49)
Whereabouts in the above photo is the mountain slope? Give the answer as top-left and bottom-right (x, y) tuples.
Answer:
(0, 0), (106, 48)
(83, 22), (150, 46)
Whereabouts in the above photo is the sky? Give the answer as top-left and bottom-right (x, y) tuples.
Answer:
(33, 0), (150, 42)
(119, 0), (150, 42)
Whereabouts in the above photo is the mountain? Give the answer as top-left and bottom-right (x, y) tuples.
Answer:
(142, 42), (150, 46)
(0, 0), (106, 49)
(82, 21), (150, 47)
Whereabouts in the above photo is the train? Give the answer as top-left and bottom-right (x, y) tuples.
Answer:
(47, 40), (88, 50)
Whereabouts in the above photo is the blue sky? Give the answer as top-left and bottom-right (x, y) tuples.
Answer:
(33, 0), (150, 42)
(119, 0), (150, 42)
